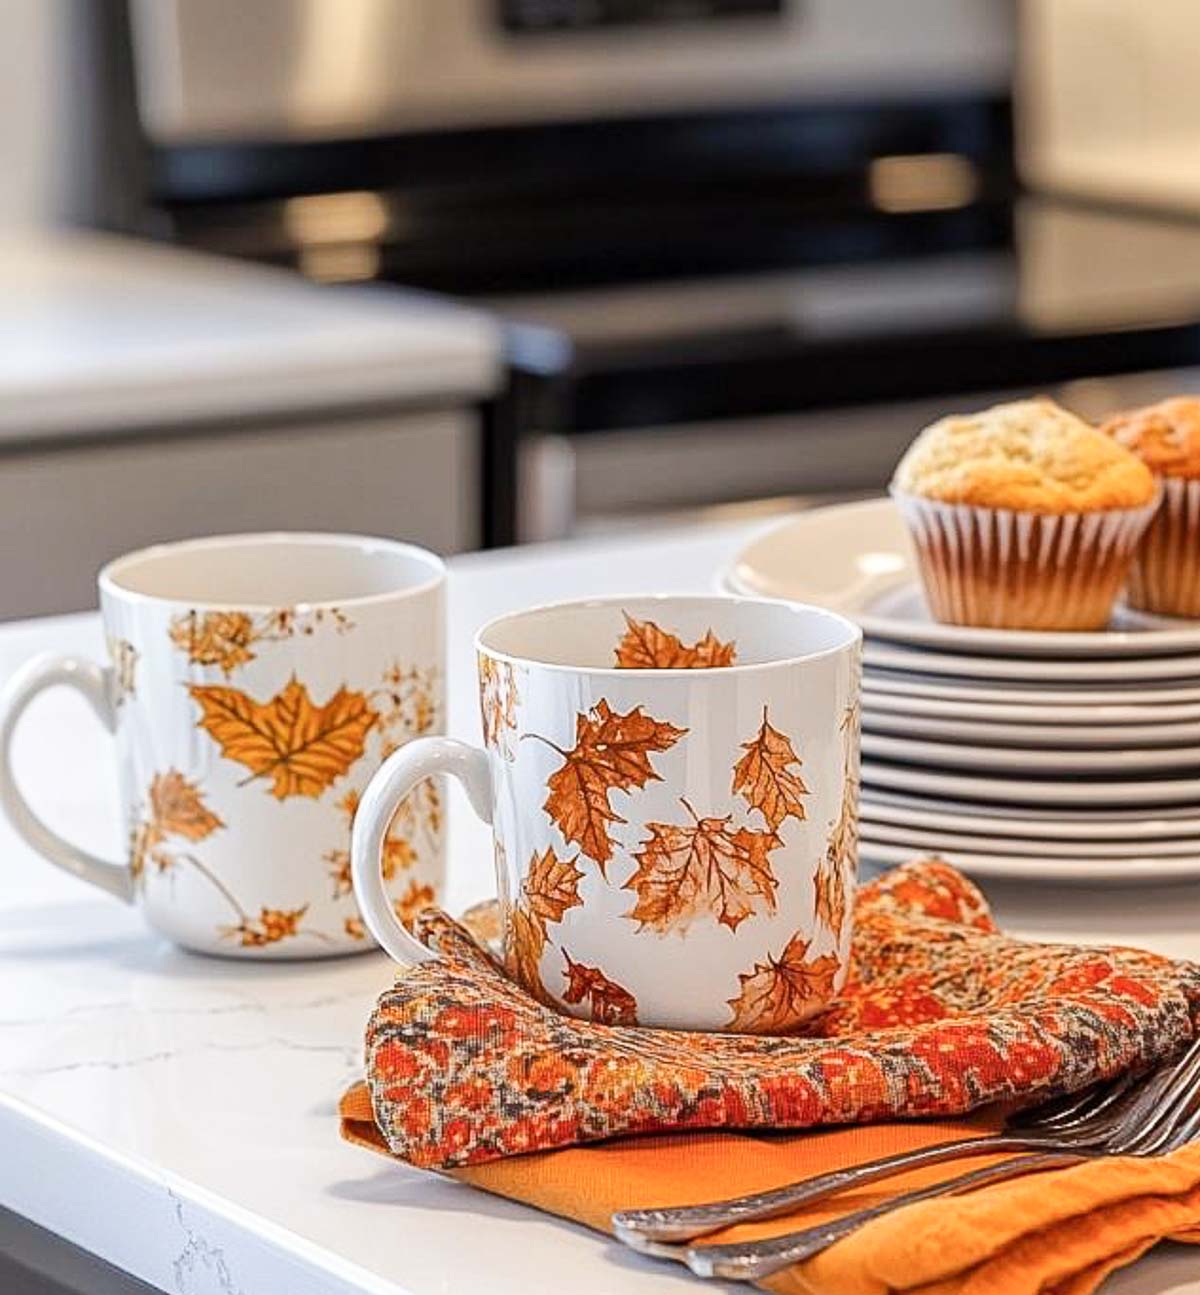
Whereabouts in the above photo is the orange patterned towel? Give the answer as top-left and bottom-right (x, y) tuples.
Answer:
(347, 861), (1200, 1170)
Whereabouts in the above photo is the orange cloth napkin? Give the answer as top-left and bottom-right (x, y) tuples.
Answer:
(341, 1084), (1200, 1294)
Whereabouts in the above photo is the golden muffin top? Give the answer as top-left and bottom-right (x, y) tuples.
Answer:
(892, 397), (1156, 513)
(1103, 396), (1200, 480)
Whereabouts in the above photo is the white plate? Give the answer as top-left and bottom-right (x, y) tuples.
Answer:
(860, 840), (1200, 886)
(863, 786), (1200, 829)
(863, 733), (1200, 775)
(865, 640), (1200, 683)
(863, 818), (1200, 858)
(865, 670), (1200, 707)
(728, 497), (1200, 658)
(865, 688), (1200, 727)
(863, 759), (1200, 807)
(864, 709), (1200, 749)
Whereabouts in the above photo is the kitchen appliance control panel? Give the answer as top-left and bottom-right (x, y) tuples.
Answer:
(499, 0), (785, 32)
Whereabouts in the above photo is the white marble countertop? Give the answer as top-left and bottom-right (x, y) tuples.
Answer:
(1, 520), (1198, 1294)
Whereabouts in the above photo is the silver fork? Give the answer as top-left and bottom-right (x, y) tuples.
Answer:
(680, 1043), (1200, 1281)
(613, 1042), (1192, 1247)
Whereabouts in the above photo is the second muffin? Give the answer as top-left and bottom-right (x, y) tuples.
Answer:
(891, 398), (1157, 630)
(1104, 397), (1200, 618)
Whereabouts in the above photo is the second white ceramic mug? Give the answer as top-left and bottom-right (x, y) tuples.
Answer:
(352, 595), (861, 1031)
(0, 532), (445, 958)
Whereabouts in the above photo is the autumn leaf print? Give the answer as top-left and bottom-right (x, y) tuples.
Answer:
(149, 770), (224, 842)
(624, 797), (780, 935)
(344, 915), (367, 941)
(130, 770), (223, 881)
(813, 852), (848, 941)
(732, 706), (809, 832)
(478, 653), (519, 757)
(221, 905), (312, 948)
(532, 699), (686, 872)
(561, 952), (639, 1026)
(726, 932), (840, 1034)
(816, 697), (860, 938)
(614, 614), (737, 669)
(506, 906), (555, 1006)
(520, 848), (584, 928)
(169, 607), (354, 677)
(503, 849), (582, 1003)
(170, 611), (259, 676)
(394, 880), (436, 928)
(189, 677), (377, 799)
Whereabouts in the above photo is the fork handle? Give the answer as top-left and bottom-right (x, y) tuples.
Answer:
(612, 1132), (1040, 1245)
(686, 1151), (1089, 1281)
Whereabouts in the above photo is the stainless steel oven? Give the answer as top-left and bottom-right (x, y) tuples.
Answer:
(115, 1), (1200, 542)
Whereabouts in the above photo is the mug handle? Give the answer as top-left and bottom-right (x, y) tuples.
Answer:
(351, 736), (493, 965)
(0, 654), (134, 903)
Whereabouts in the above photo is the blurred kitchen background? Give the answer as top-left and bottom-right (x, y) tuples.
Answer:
(7, 0), (1200, 618)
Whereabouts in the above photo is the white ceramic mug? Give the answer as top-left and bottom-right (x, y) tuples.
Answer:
(0, 533), (445, 959)
(352, 595), (861, 1031)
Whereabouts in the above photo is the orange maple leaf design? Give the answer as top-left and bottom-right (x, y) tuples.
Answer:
(169, 610), (259, 676)
(520, 848), (584, 928)
(624, 797), (780, 934)
(505, 906), (555, 1005)
(731, 706), (809, 832)
(130, 770), (223, 881)
(221, 905), (310, 948)
(344, 915), (367, 941)
(536, 699), (686, 871)
(726, 932), (841, 1034)
(561, 952), (639, 1025)
(148, 770), (224, 842)
(614, 614), (737, 669)
(189, 677), (377, 799)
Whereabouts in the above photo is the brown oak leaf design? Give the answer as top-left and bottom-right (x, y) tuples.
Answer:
(189, 677), (377, 799)
(614, 614), (737, 669)
(624, 797), (780, 934)
(726, 932), (840, 1034)
(561, 952), (639, 1025)
(731, 706), (809, 832)
(534, 699), (686, 872)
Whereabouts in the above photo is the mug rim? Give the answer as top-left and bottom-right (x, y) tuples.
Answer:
(474, 592), (861, 677)
(98, 531), (445, 612)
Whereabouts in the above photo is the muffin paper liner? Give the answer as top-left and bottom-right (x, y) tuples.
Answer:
(891, 489), (1159, 630)
(1127, 476), (1200, 618)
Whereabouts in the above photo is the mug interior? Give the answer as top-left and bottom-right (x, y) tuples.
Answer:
(100, 533), (443, 608)
(478, 595), (859, 670)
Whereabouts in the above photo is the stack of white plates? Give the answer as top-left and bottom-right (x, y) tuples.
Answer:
(722, 497), (1200, 887)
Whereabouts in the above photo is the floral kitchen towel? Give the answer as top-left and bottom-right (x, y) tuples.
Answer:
(350, 860), (1200, 1170)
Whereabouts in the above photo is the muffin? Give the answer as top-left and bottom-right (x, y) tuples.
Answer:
(891, 398), (1157, 630)
(1103, 397), (1200, 617)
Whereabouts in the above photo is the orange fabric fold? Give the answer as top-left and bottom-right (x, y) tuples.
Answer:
(341, 1082), (1200, 1295)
